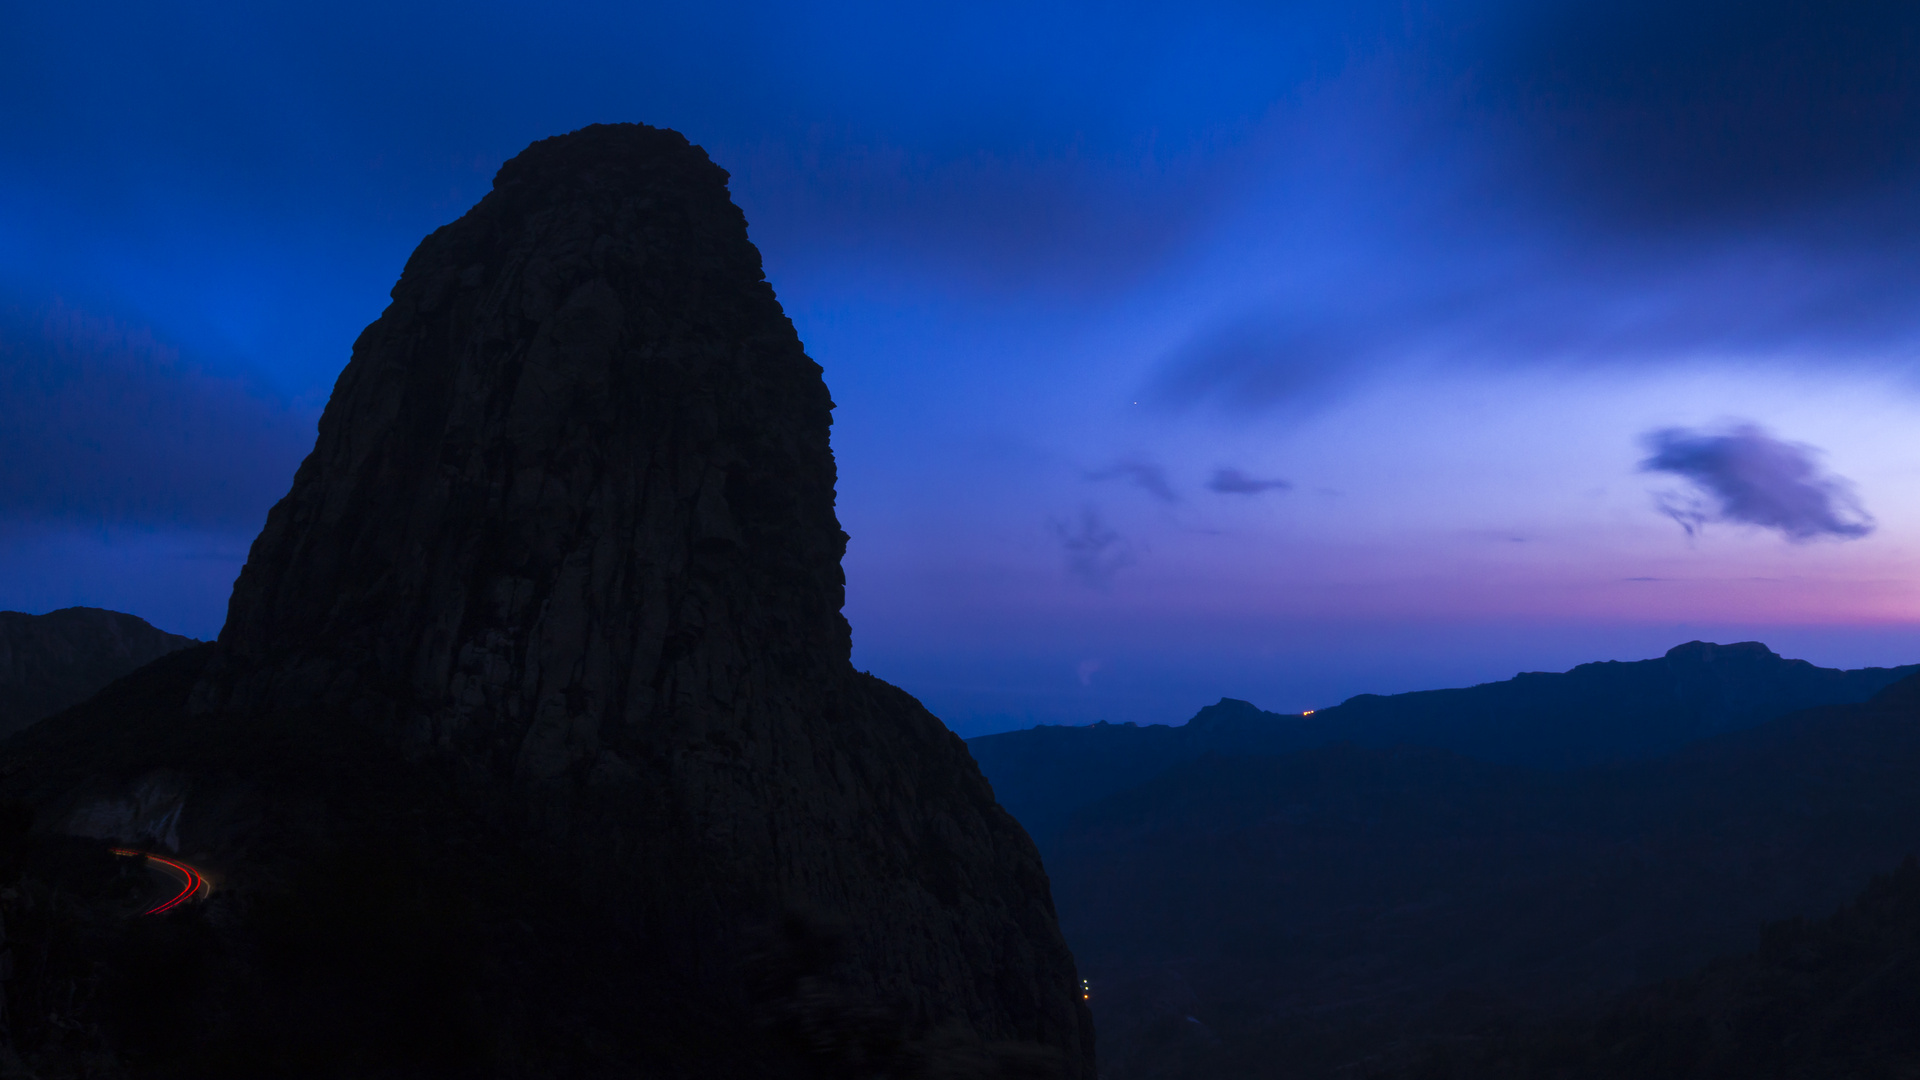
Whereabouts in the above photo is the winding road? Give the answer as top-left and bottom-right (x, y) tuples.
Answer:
(111, 848), (211, 915)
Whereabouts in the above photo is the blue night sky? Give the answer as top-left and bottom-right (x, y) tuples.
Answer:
(5, 0), (1920, 734)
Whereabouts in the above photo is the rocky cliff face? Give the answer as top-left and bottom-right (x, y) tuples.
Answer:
(0, 608), (197, 737)
(191, 123), (1091, 1073)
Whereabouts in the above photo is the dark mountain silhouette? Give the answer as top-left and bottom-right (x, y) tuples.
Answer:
(969, 641), (1917, 845)
(1043, 672), (1920, 1078)
(1311, 640), (1917, 767)
(0, 607), (197, 737)
(0, 124), (1089, 1078)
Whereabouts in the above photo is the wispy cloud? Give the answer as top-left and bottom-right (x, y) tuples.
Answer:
(1086, 460), (1178, 503)
(1207, 467), (1291, 495)
(1639, 423), (1874, 542)
(0, 299), (311, 531)
(1054, 508), (1136, 587)
(1151, 314), (1374, 413)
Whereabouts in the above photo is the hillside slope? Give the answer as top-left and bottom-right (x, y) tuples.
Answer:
(1395, 856), (1920, 1079)
(0, 607), (197, 736)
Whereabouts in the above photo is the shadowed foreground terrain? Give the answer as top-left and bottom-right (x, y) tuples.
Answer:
(1389, 855), (1920, 1079)
(0, 123), (1089, 1079)
(0, 647), (1069, 1078)
(1076, 676), (1920, 1078)
(974, 655), (1920, 1078)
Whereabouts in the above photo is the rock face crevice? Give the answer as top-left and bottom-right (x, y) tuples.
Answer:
(191, 123), (1091, 1071)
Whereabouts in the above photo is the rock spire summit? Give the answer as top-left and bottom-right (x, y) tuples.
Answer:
(196, 123), (1092, 1073)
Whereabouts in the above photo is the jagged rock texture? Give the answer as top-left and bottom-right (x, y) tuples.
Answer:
(0, 607), (197, 737)
(192, 123), (1092, 1072)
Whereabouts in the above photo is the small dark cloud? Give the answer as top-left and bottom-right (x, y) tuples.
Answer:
(1639, 423), (1873, 542)
(1207, 467), (1291, 495)
(1086, 460), (1178, 503)
(1053, 508), (1135, 588)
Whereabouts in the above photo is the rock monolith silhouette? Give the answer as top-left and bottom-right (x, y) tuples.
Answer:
(193, 123), (1092, 1073)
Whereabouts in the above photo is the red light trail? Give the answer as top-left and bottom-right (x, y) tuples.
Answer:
(111, 848), (210, 915)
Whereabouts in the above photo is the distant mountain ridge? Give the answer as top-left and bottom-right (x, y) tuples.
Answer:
(967, 641), (1919, 844)
(1312, 639), (1918, 766)
(0, 607), (198, 738)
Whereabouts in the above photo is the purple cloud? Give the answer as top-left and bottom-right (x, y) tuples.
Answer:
(1207, 467), (1291, 495)
(1639, 423), (1873, 542)
(1087, 460), (1178, 503)
(1054, 508), (1135, 588)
